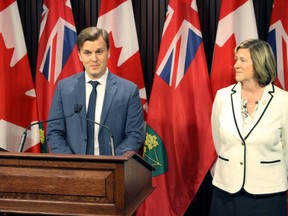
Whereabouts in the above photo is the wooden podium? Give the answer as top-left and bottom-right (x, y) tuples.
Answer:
(0, 151), (154, 215)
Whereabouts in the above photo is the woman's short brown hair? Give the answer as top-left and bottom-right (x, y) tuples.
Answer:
(235, 39), (276, 86)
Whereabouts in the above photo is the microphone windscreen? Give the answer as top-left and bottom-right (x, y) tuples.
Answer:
(74, 104), (82, 113)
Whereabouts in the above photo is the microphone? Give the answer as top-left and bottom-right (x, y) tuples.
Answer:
(74, 104), (116, 156)
(18, 106), (78, 153)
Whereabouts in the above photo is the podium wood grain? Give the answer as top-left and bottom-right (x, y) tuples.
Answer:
(0, 151), (154, 215)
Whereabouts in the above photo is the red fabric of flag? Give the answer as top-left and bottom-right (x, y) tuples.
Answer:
(268, 0), (288, 90)
(136, 0), (216, 215)
(210, 0), (258, 97)
(35, 0), (83, 125)
(0, 0), (40, 152)
(97, 0), (148, 117)
(267, 0), (288, 212)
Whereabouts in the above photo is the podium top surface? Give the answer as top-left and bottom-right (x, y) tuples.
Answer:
(0, 150), (154, 170)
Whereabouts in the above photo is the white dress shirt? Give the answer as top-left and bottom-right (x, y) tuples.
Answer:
(85, 69), (108, 155)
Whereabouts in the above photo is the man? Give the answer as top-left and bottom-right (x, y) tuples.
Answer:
(46, 27), (145, 156)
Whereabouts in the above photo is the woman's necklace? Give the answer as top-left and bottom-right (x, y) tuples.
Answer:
(241, 87), (263, 116)
(241, 87), (263, 105)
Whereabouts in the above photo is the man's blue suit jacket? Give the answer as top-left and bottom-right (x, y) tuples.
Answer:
(46, 71), (145, 155)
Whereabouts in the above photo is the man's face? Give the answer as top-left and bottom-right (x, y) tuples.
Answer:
(78, 36), (110, 79)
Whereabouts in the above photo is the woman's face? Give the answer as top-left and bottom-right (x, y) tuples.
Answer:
(234, 48), (255, 84)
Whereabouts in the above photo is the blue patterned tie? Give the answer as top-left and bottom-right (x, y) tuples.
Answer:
(86, 81), (99, 155)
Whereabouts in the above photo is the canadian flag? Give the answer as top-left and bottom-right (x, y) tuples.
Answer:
(210, 0), (258, 97)
(0, 0), (40, 152)
(97, 0), (148, 117)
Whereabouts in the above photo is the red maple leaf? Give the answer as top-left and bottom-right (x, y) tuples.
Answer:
(0, 33), (36, 128)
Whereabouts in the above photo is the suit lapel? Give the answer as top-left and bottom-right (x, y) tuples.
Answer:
(231, 82), (274, 140)
(230, 83), (244, 140)
(244, 84), (274, 139)
(74, 73), (87, 139)
(74, 73), (86, 109)
(100, 72), (117, 127)
(252, 84), (274, 120)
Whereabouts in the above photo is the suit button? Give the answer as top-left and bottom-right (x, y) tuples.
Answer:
(241, 143), (245, 146)
(240, 162), (243, 165)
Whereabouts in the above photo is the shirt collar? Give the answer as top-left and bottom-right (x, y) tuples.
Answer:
(85, 68), (108, 85)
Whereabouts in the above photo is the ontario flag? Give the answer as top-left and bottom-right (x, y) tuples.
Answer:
(35, 0), (82, 129)
(210, 0), (258, 97)
(267, 0), (288, 211)
(137, 0), (215, 215)
(97, 0), (148, 117)
(0, 0), (40, 152)
(268, 0), (288, 90)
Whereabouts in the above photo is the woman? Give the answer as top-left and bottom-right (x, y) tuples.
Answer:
(210, 39), (288, 216)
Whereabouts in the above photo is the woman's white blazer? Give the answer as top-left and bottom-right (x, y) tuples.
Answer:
(211, 82), (288, 194)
